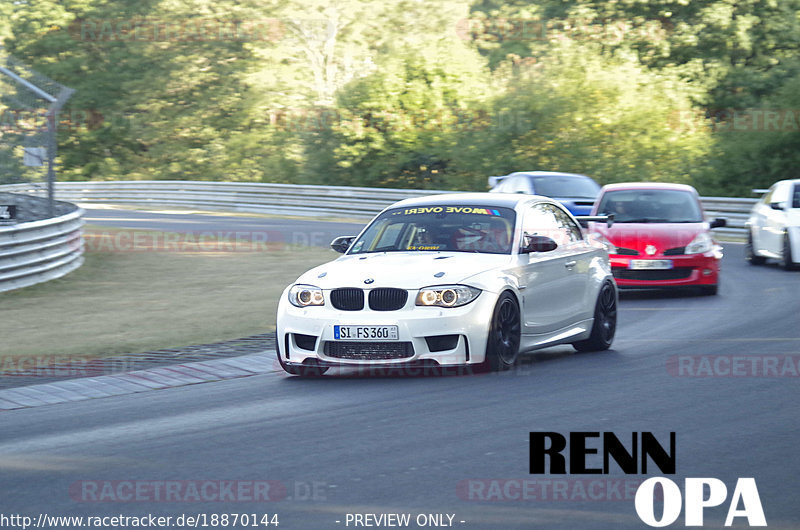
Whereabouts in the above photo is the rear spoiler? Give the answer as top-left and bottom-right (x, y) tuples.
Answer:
(575, 214), (614, 228)
(752, 188), (769, 195)
(488, 175), (507, 187)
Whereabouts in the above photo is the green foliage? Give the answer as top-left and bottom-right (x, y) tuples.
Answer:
(303, 37), (491, 189)
(705, 73), (800, 196)
(3, 0), (799, 196)
(448, 43), (714, 189)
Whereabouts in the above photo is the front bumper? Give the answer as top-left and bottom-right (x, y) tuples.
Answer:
(609, 252), (721, 288)
(280, 358), (486, 376)
(276, 290), (499, 367)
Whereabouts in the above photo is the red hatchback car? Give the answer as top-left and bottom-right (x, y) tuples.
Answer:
(587, 183), (726, 294)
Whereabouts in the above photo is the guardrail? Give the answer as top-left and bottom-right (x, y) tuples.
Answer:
(696, 197), (757, 240)
(0, 181), (756, 240)
(0, 196), (84, 293)
(0, 181), (451, 220)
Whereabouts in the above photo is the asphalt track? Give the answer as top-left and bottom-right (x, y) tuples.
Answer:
(2, 209), (799, 529)
(81, 207), (367, 248)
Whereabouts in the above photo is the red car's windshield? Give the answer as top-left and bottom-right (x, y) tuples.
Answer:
(596, 190), (703, 223)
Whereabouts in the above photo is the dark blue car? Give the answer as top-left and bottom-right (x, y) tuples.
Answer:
(488, 171), (601, 215)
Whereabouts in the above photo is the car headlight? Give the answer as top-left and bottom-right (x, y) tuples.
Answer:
(415, 285), (481, 307)
(288, 284), (325, 307)
(587, 232), (616, 254)
(685, 232), (713, 255)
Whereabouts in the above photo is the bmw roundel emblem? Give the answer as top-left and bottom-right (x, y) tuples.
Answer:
(364, 278), (374, 284)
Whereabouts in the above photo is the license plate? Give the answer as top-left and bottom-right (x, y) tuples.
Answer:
(629, 259), (673, 270)
(334, 325), (399, 341)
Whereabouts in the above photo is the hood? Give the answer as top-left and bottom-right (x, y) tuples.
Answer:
(592, 222), (709, 255)
(295, 252), (510, 289)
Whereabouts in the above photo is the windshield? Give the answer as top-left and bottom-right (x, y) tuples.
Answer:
(530, 176), (600, 199)
(596, 189), (703, 223)
(349, 205), (517, 255)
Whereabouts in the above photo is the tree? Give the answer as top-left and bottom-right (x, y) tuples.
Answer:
(7, 0), (270, 181)
(447, 42), (714, 189)
(706, 73), (800, 196)
(302, 35), (491, 189)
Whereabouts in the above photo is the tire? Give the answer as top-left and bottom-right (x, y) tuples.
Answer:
(573, 281), (617, 352)
(276, 336), (329, 376)
(780, 232), (798, 271)
(482, 292), (521, 372)
(745, 231), (766, 265)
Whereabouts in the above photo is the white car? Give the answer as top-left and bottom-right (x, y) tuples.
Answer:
(745, 179), (800, 270)
(276, 193), (617, 376)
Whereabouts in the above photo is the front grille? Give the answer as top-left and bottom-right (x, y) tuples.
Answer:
(325, 341), (414, 360)
(663, 246), (686, 256)
(613, 268), (694, 281)
(368, 288), (408, 311)
(330, 288), (364, 311)
(615, 247), (639, 256)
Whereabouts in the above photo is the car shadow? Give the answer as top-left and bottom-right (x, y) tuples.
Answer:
(757, 261), (800, 272)
(619, 288), (713, 300)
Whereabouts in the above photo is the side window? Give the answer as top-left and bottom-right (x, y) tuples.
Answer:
(771, 182), (790, 205)
(522, 203), (567, 247)
(550, 205), (583, 243)
(793, 184), (800, 209)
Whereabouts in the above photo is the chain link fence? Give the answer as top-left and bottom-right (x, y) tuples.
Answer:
(0, 49), (74, 216)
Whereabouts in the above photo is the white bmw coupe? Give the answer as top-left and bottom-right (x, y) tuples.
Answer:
(746, 179), (800, 270)
(276, 193), (617, 376)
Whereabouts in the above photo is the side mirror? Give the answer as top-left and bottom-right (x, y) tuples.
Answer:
(522, 234), (558, 253)
(710, 218), (727, 229)
(330, 236), (356, 253)
(770, 202), (786, 211)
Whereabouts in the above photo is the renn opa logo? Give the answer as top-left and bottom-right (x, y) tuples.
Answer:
(529, 432), (766, 527)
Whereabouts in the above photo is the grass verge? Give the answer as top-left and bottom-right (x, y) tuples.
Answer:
(0, 225), (335, 359)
